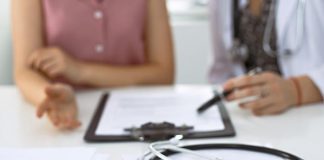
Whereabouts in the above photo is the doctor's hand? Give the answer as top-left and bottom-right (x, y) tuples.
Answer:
(28, 47), (83, 84)
(223, 72), (297, 116)
(36, 83), (81, 129)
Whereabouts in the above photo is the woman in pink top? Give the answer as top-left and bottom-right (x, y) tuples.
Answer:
(12, 0), (174, 129)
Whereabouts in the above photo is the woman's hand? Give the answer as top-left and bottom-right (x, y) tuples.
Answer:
(223, 72), (297, 116)
(36, 83), (81, 129)
(28, 47), (83, 84)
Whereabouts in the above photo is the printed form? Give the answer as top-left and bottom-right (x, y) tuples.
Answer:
(95, 87), (225, 135)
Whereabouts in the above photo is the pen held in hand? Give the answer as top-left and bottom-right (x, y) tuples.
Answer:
(197, 67), (263, 114)
(197, 90), (233, 114)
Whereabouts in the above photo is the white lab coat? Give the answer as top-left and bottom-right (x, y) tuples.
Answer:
(209, 0), (324, 97)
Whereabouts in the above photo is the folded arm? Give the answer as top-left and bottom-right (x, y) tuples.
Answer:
(13, 0), (80, 129)
(29, 0), (174, 88)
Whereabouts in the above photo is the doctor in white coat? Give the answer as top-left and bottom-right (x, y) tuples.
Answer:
(209, 0), (324, 115)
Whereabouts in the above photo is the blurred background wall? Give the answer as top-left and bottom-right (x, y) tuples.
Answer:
(0, 0), (212, 85)
(0, 0), (13, 84)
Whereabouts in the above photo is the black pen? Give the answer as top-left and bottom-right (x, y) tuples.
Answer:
(197, 89), (233, 114)
(197, 67), (263, 114)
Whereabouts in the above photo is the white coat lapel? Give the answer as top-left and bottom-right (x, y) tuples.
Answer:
(276, 0), (298, 45)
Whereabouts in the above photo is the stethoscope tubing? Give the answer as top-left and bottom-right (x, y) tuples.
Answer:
(151, 143), (303, 160)
(264, 0), (306, 57)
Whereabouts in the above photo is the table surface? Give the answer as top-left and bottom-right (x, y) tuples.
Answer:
(0, 85), (323, 160)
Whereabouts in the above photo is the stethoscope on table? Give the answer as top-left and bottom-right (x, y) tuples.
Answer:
(231, 0), (306, 61)
(139, 135), (303, 160)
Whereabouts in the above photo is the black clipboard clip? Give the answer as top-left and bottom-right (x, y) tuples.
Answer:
(124, 122), (194, 141)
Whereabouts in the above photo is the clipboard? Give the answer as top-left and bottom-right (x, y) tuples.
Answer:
(84, 91), (236, 142)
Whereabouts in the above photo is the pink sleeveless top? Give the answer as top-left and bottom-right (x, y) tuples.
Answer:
(42, 0), (147, 66)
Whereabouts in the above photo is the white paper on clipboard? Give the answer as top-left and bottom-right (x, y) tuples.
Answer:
(95, 87), (225, 135)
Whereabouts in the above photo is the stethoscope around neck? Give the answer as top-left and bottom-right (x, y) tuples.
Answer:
(230, 0), (306, 62)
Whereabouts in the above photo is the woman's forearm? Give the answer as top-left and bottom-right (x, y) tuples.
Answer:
(78, 62), (174, 87)
(15, 69), (51, 107)
(12, 0), (50, 107)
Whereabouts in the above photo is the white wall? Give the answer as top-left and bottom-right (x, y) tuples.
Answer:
(172, 21), (212, 84)
(0, 2), (212, 85)
(0, 0), (13, 84)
